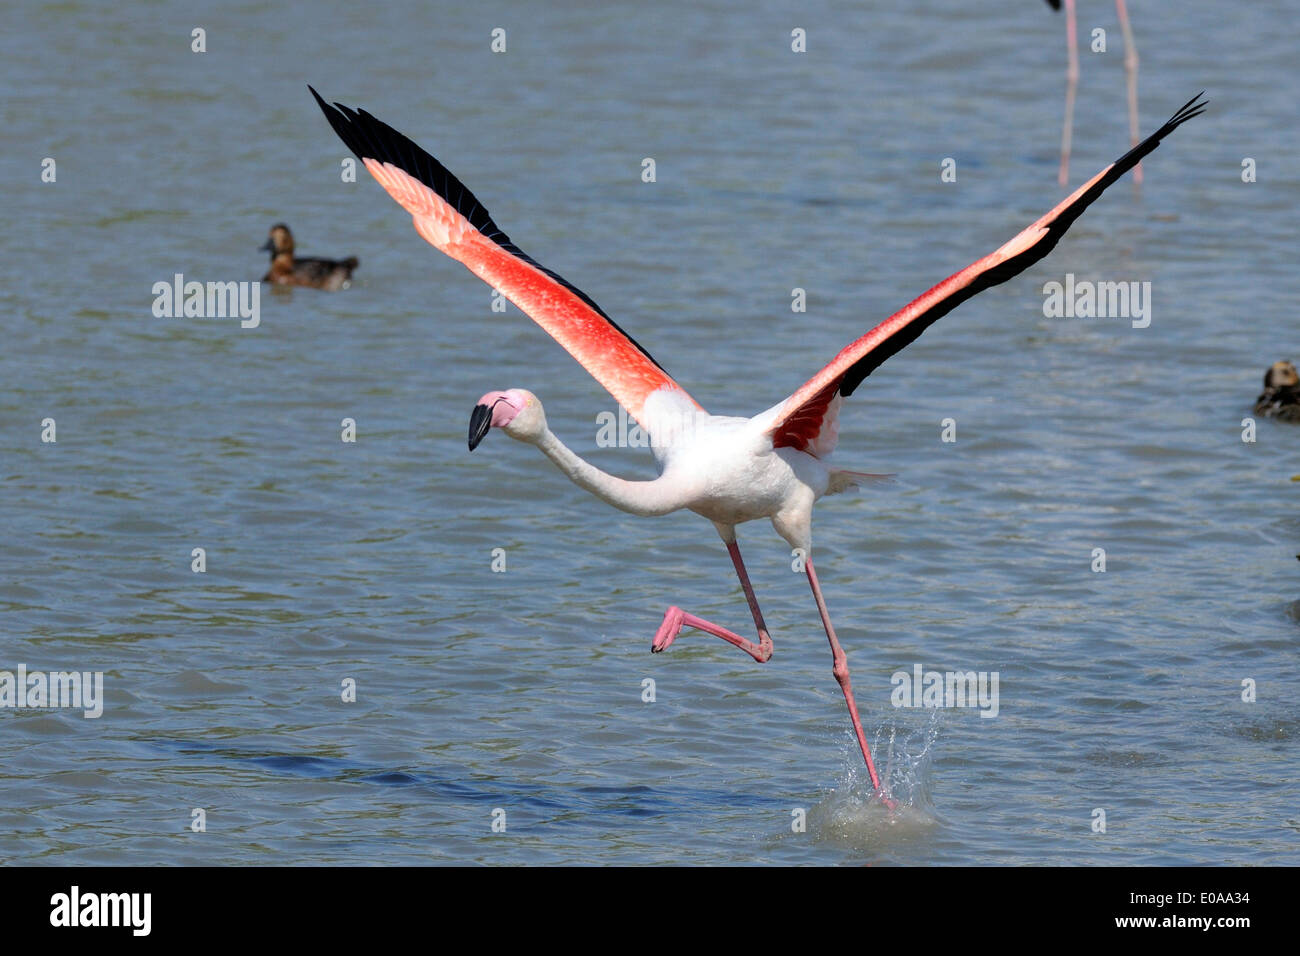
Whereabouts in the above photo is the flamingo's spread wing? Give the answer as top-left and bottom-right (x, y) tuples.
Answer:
(767, 93), (1206, 456)
(310, 87), (704, 429)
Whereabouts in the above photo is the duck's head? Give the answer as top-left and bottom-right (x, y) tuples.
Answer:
(1265, 360), (1299, 390)
(260, 223), (294, 257)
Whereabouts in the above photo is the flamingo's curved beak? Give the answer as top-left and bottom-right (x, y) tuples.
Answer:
(468, 403), (493, 451)
(259, 238), (274, 254)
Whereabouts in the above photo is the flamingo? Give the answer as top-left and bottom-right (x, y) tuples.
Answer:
(1046, 0), (1142, 186)
(310, 86), (1204, 800)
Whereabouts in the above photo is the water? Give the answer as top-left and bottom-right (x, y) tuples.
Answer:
(3, 0), (1297, 865)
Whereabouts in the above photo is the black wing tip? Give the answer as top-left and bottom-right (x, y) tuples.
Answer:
(308, 84), (366, 161)
(837, 93), (1207, 399)
(307, 84), (340, 123)
(308, 88), (466, 222)
(1111, 91), (1205, 175)
(1166, 91), (1209, 129)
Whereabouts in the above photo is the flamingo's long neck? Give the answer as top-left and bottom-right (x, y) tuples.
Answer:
(534, 429), (685, 517)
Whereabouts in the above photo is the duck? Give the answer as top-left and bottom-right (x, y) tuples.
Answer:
(1253, 360), (1300, 423)
(260, 223), (358, 290)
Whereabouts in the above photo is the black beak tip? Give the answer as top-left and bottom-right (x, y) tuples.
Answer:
(468, 403), (492, 452)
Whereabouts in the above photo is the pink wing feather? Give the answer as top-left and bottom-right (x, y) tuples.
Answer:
(311, 87), (703, 427)
(768, 93), (1206, 455)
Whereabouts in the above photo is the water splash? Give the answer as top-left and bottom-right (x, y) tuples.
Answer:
(806, 711), (944, 849)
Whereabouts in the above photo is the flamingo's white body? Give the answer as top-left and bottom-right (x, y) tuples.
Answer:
(311, 87), (1204, 800)
(519, 388), (847, 531)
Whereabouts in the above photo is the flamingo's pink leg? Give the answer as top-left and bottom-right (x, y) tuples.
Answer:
(805, 557), (891, 803)
(1058, 0), (1079, 186)
(1115, 0), (1141, 184)
(651, 541), (773, 663)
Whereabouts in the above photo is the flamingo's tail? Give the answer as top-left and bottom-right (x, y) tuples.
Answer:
(828, 469), (897, 495)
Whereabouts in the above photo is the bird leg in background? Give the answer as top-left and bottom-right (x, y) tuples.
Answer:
(651, 541), (774, 663)
(1058, 0), (1079, 186)
(1058, 0), (1140, 186)
(1116, 0), (1141, 183)
(805, 557), (890, 801)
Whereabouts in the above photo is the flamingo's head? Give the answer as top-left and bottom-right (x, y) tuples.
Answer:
(468, 389), (546, 450)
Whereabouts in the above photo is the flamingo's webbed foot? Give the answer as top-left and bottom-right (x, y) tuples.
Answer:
(650, 605), (685, 654)
(649, 606), (772, 663)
